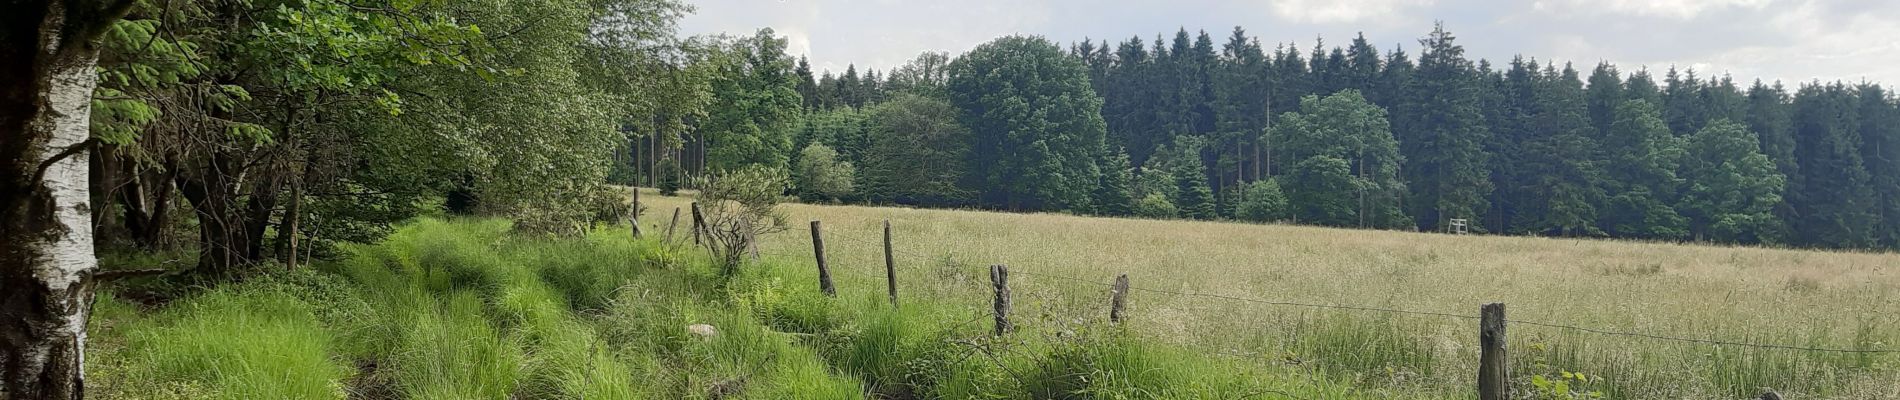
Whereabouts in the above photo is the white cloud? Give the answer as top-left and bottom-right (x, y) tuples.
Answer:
(1265, 0), (1435, 24)
(1531, 0), (1774, 19)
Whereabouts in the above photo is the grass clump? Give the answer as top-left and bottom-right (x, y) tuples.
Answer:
(93, 274), (353, 400)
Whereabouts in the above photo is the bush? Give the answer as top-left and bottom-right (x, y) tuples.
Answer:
(795, 143), (857, 202)
(694, 166), (792, 274)
(1133, 193), (1178, 219)
(1236, 179), (1290, 222)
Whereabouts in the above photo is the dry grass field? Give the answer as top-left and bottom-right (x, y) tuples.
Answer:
(639, 189), (1900, 399)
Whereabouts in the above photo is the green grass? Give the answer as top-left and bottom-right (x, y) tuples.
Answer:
(636, 190), (1900, 399)
(101, 200), (1891, 399)
(88, 275), (353, 400)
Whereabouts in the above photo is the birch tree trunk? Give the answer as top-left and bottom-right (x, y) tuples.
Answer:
(1, 0), (135, 398)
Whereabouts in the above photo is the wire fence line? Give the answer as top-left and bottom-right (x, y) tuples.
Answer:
(735, 223), (1900, 355)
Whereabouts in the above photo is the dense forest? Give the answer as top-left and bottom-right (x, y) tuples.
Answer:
(624, 23), (1899, 250)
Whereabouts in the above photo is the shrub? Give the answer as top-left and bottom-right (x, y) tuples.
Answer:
(1236, 179), (1290, 222)
(1133, 193), (1178, 219)
(694, 166), (792, 274)
(795, 143), (857, 202)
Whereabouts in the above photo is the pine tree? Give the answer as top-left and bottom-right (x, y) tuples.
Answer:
(1094, 148), (1138, 216)
(1400, 23), (1492, 231)
(1787, 82), (1876, 248)
(1214, 26), (1270, 186)
(1584, 62), (1623, 134)
(1485, 56), (1538, 233)
(1625, 68), (1663, 106)
(794, 56), (820, 109)
(1517, 64), (1606, 236)
(1855, 84), (1900, 247)
(1344, 34), (1382, 91)
(1174, 160), (1217, 219)
(1662, 67), (1706, 134)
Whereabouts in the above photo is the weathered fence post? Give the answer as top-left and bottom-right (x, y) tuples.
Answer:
(1478, 303), (1508, 400)
(745, 218), (759, 262)
(883, 220), (898, 308)
(810, 220), (835, 297)
(629, 189), (642, 238)
(664, 207), (680, 244)
(1109, 274), (1130, 324)
(990, 264), (1011, 336)
(690, 202), (705, 245)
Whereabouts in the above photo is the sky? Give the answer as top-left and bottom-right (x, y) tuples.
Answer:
(676, 0), (1900, 85)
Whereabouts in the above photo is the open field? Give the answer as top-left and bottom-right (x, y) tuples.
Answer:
(81, 190), (1900, 399)
(639, 189), (1900, 398)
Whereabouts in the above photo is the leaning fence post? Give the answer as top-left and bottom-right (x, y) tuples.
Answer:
(883, 220), (898, 308)
(1479, 303), (1509, 400)
(810, 220), (835, 297)
(690, 202), (706, 245)
(1109, 274), (1130, 324)
(664, 207), (680, 244)
(745, 218), (759, 262)
(629, 189), (643, 238)
(990, 264), (1011, 336)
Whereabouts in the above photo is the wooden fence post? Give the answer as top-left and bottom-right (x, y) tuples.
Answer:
(810, 220), (835, 297)
(883, 220), (898, 308)
(991, 264), (1011, 336)
(629, 189), (642, 238)
(664, 207), (680, 244)
(1109, 274), (1129, 324)
(1479, 303), (1508, 400)
(745, 218), (759, 262)
(690, 202), (705, 245)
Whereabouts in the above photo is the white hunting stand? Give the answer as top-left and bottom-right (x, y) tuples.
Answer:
(1448, 218), (1470, 235)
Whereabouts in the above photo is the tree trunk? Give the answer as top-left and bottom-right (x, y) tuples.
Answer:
(1, 0), (135, 397)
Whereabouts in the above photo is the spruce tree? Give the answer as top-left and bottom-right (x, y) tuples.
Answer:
(1400, 23), (1492, 231)
(1517, 64), (1606, 236)
(1787, 83), (1876, 248)
(1094, 148), (1138, 216)
(1856, 84), (1900, 247)
(1584, 62), (1623, 134)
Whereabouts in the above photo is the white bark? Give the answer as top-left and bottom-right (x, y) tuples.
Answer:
(11, 43), (102, 398)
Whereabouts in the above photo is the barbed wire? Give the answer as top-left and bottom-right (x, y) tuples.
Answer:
(758, 225), (1900, 355)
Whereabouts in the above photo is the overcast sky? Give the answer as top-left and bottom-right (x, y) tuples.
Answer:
(677, 0), (1900, 85)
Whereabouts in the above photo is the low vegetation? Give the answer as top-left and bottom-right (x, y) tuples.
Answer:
(639, 190), (1900, 399)
(81, 191), (1899, 399)
(90, 217), (1367, 399)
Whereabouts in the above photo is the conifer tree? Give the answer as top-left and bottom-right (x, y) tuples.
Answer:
(1787, 83), (1876, 247)
(1400, 23), (1492, 231)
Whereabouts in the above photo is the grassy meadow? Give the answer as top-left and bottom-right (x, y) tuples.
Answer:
(638, 189), (1900, 399)
(82, 188), (1899, 399)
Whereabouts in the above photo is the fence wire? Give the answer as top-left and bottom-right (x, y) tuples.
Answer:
(756, 224), (1900, 355)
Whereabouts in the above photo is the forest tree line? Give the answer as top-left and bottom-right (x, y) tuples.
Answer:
(625, 23), (1900, 250)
